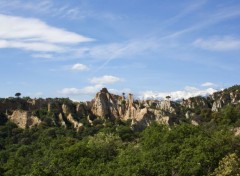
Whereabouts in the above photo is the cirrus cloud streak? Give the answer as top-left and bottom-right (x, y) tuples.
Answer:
(193, 36), (240, 51)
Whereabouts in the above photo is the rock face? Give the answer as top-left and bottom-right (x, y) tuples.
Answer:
(8, 110), (41, 128)
(58, 113), (67, 127)
(90, 88), (179, 130)
(89, 87), (240, 130)
(66, 114), (83, 131)
(0, 97), (90, 130)
(76, 103), (89, 117)
(91, 88), (120, 119)
(211, 90), (240, 111)
(1, 85), (240, 131)
(181, 96), (210, 109)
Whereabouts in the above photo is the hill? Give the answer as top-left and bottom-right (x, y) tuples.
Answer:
(0, 85), (240, 175)
(1, 85), (240, 131)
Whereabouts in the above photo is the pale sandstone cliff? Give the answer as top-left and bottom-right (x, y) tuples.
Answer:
(90, 88), (179, 130)
(1, 86), (240, 130)
(7, 110), (41, 128)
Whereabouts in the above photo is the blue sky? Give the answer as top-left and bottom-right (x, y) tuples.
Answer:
(0, 0), (240, 101)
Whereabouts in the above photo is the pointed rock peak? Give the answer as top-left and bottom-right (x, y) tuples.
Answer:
(128, 93), (134, 104)
(100, 88), (109, 93)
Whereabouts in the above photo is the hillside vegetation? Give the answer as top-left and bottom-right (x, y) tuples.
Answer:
(0, 85), (240, 175)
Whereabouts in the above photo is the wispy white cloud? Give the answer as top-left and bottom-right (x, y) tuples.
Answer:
(59, 85), (132, 102)
(108, 88), (132, 95)
(69, 4), (240, 67)
(59, 85), (218, 101)
(71, 63), (89, 71)
(74, 39), (160, 72)
(0, 14), (93, 52)
(0, 39), (65, 52)
(76, 39), (159, 60)
(98, 5), (240, 66)
(0, 14), (93, 44)
(167, 6), (240, 39)
(163, 0), (207, 27)
(90, 75), (122, 85)
(0, 0), (51, 13)
(59, 88), (82, 95)
(31, 53), (54, 59)
(201, 82), (216, 87)
(0, 0), (83, 19)
(193, 36), (240, 51)
(0, 0), (122, 21)
(59, 75), (123, 97)
(139, 86), (217, 100)
(59, 84), (103, 96)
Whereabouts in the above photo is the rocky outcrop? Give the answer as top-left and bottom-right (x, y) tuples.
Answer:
(1, 85), (240, 131)
(8, 110), (41, 128)
(131, 108), (155, 131)
(76, 103), (89, 117)
(38, 85), (240, 130)
(0, 97), (90, 129)
(91, 88), (120, 119)
(233, 127), (240, 136)
(179, 88), (240, 112)
(211, 90), (240, 111)
(58, 113), (67, 127)
(157, 100), (178, 114)
(181, 96), (210, 109)
(212, 100), (224, 112)
(28, 98), (48, 110)
(90, 88), (179, 130)
(66, 114), (83, 131)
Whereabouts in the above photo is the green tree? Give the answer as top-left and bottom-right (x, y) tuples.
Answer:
(211, 153), (240, 176)
(15, 92), (21, 98)
(166, 95), (171, 100)
(87, 132), (122, 161)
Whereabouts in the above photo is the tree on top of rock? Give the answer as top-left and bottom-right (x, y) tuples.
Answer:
(15, 92), (21, 98)
(166, 96), (171, 100)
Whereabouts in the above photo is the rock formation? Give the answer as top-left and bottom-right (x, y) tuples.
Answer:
(1, 85), (240, 131)
(211, 90), (240, 111)
(66, 114), (83, 131)
(181, 96), (210, 109)
(91, 88), (120, 119)
(7, 110), (41, 128)
(90, 88), (179, 130)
